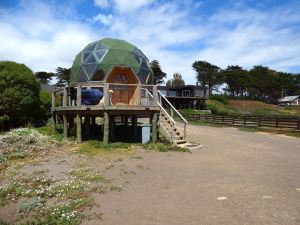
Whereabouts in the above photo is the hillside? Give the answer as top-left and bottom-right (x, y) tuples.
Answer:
(181, 100), (300, 116)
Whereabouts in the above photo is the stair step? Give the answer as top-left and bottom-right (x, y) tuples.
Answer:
(175, 140), (187, 145)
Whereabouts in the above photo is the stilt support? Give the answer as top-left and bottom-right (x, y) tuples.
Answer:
(52, 113), (57, 134)
(132, 116), (138, 140)
(103, 112), (109, 144)
(152, 113), (158, 143)
(63, 114), (68, 138)
(76, 113), (82, 143)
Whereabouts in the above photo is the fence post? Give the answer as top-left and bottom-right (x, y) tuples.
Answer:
(232, 115), (235, 125)
(258, 117), (261, 127)
(276, 118), (279, 128)
(244, 116), (246, 127)
(297, 119), (300, 130)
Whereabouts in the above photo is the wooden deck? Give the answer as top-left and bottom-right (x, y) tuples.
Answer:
(51, 83), (160, 144)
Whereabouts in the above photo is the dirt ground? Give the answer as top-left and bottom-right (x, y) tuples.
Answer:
(1, 125), (300, 225)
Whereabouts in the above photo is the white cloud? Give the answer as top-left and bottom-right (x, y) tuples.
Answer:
(93, 13), (114, 25)
(0, 1), (100, 72)
(94, 0), (110, 8)
(113, 0), (155, 13)
(0, 0), (299, 85)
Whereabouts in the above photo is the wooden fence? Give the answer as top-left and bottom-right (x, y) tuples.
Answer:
(186, 114), (300, 130)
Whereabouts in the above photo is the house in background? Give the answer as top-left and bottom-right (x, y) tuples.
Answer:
(277, 95), (300, 106)
(157, 84), (208, 109)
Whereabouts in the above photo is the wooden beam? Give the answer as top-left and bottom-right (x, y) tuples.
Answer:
(152, 113), (158, 143)
(103, 112), (109, 144)
(76, 113), (82, 143)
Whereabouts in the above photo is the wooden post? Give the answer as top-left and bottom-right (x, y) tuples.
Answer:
(132, 116), (138, 140)
(275, 118), (279, 128)
(84, 116), (91, 139)
(244, 116), (247, 127)
(52, 92), (56, 109)
(297, 119), (300, 130)
(76, 113), (82, 143)
(63, 88), (68, 107)
(104, 83), (109, 106)
(63, 114), (68, 138)
(153, 85), (158, 106)
(52, 113), (56, 134)
(92, 117), (96, 125)
(77, 85), (81, 106)
(103, 112), (109, 144)
(137, 84), (141, 106)
(152, 113), (158, 143)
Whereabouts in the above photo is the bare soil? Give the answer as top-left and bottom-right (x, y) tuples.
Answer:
(1, 125), (300, 225)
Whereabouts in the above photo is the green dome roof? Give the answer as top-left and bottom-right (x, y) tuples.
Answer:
(70, 38), (153, 84)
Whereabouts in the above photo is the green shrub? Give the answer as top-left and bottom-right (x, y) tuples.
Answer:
(0, 61), (40, 128)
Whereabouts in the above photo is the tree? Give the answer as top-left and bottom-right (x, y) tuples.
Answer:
(35, 71), (55, 84)
(166, 73), (185, 87)
(192, 60), (222, 94)
(149, 60), (167, 84)
(55, 67), (71, 87)
(0, 61), (40, 127)
(222, 65), (249, 99)
(37, 91), (52, 122)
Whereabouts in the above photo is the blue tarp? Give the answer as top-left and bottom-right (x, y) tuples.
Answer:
(81, 88), (103, 105)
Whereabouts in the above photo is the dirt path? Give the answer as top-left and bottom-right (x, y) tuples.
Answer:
(81, 125), (300, 225)
(1, 125), (299, 224)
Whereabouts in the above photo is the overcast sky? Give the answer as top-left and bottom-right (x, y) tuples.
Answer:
(0, 0), (300, 84)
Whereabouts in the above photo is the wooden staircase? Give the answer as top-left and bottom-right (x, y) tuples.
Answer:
(159, 110), (187, 145)
(145, 89), (201, 148)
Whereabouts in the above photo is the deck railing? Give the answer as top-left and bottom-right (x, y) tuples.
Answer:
(51, 83), (158, 109)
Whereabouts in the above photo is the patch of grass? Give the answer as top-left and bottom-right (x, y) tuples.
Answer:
(143, 142), (190, 153)
(179, 109), (211, 115)
(69, 168), (107, 183)
(76, 141), (134, 156)
(37, 197), (93, 225)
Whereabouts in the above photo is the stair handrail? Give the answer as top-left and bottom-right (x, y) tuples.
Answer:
(146, 90), (176, 143)
(157, 91), (188, 124)
(145, 89), (176, 124)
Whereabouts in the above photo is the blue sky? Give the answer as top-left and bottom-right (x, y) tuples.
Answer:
(0, 0), (299, 84)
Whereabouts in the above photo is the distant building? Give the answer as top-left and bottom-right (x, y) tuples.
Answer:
(157, 84), (208, 109)
(277, 95), (300, 106)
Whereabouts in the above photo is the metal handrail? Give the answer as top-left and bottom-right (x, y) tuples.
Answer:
(157, 91), (188, 124)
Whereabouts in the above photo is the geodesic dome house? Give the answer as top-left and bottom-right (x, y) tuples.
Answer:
(70, 38), (153, 85)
